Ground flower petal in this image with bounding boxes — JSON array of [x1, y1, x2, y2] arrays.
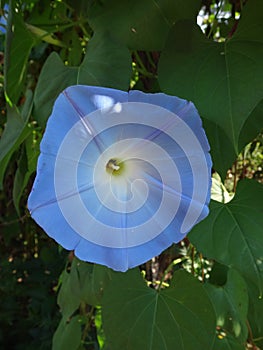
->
[[28, 85, 212, 271]]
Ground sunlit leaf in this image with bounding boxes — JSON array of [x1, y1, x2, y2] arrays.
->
[[102, 268, 216, 350], [189, 180, 263, 295], [211, 173, 234, 203]]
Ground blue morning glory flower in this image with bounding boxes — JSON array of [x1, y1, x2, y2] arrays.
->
[[28, 85, 212, 272], [0, 4, 8, 34]]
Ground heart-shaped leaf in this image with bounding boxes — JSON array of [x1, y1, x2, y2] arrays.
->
[[189, 179, 263, 295], [158, 0, 263, 176], [88, 0, 202, 50], [102, 268, 216, 350]]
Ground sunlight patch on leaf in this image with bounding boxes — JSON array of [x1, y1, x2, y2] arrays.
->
[[211, 173, 234, 204]]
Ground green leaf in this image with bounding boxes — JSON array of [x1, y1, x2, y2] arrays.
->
[[189, 179, 263, 295], [13, 145, 28, 215], [95, 307, 106, 349], [25, 23, 66, 48], [0, 91, 33, 189], [205, 268, 248, 343], [158, 0, 263, 176], [57, 268, 80, 320], [89, 0, 201, 50], [73, 260, 111, 307], [102, 269, 216, 350], [52, 315, 82, 350], [5, 12, 36, 104], [247, 282, 263, 349], [238, 99, 263, 150], [201, 119, 236, 177], [58, 259, 110, 319], [12, 128, 40, 215], [33, 32, 132, 127]]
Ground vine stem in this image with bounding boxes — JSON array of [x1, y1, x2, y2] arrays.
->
[[246, 319, 257, 349], [0, 214, 28, 226], [200, 253, 205, 283], [133, 51, 155, 78], [233, 159, 238, 193], [81, 304, 95, 344], [157, 257, 188, 291], [191, 246, 195, 276]]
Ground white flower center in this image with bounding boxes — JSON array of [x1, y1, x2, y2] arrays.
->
[[106, 159, 120, 172]]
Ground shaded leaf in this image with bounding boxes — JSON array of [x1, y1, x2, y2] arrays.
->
[[13, 128, 40, 215], [52, 315, 82, 350], [202, 119, 236, 177], [57, 268, 80, 320], [74, 260, 111, 307], [189, 179, 263, 295], [247, 282, 263, 350], [205, 268, 248, 343], [89, 0, 201, 50], [238, 99, 263, 150], [33, 31, 132, 127], [102, 269, 216, 350], [158, 0, 263, 176], [58, 259, 110, 319], [0, 91, 33, 189], [5, 12, 36, 104]]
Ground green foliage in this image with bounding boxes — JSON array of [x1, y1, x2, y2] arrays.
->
[[88, 0, 201, 50], [0, 0, 263, 349], [205, 268, 248, 344], [158, 0, 263, 176], [33, 32, 131, 127], [102, 268, 216, 350], [5, 11, 36, 105], [189, 180, 263, 294], [53, 315, 82, 350], [58, 258, 110, 318], [0, 91, 33, 189]]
